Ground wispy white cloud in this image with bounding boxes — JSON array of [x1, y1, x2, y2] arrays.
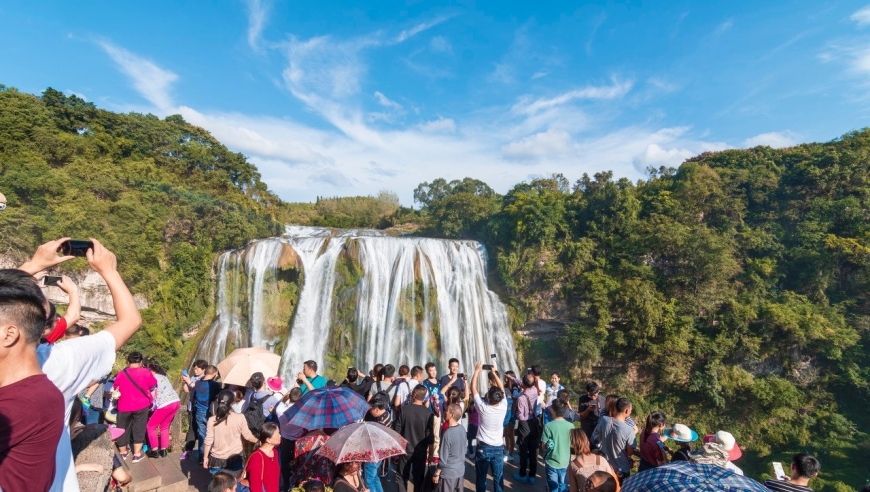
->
[[531, 71, 549, 80], [374, 91, 402, 109], [395, 15, 455, 43], [586, 13, 607, 55], [714, 20, 733, 36], [743, 131, 797, 148], [503, 129, 573, 162], [418, 117, 456, 133], [852, 6, 870, 27], [245, 0, 270, 52], [98, 40, 178, 111], [429, 36, 452, 53], [511, 78, 633, 116]]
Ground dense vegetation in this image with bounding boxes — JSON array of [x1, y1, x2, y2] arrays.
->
[[413, 140, 870, 490]]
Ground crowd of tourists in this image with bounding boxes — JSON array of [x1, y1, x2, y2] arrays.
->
[[0, 238, 852, 492]]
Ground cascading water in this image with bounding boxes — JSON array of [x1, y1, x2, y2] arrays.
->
[[193, 226, 519, 378]]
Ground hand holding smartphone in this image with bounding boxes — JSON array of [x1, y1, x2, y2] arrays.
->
[[42, 275, 63, 287], [772, 462, 786, 480]]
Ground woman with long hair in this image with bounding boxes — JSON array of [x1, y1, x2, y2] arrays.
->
[[145, 361, 181, 458], [334, 461, 368, 492], [567, 428, 615, 492], [203, 389, 258, 474], [245, 422, 282, 492], [638, 411, 668, 472], [114, 351, 158, 462]]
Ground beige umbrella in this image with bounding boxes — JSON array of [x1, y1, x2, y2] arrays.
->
[[216, 346, 282, 386]]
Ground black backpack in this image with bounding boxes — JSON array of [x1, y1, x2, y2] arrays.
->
[[244, 394, 272, 434]]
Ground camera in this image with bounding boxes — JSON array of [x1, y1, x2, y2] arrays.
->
[[491, 353, 496, 359], [58, 240, 93, 257]]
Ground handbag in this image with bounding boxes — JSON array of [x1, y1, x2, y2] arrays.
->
[[123, 368, 156, 411]]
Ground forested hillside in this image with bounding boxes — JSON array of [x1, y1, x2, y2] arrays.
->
[[413, 137, 870, 490]]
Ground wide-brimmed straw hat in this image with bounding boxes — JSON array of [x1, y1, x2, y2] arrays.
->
[[703, 431, 742, 461], [663, 423, 699, 443]]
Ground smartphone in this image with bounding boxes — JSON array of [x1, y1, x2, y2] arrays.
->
[[490, 353, 497, 359], [181, 369, 188, 377], [58, 240, 93, 257], [42, 275, 63, 287], [772, 462, 785, 480], [482, 364, 493, 370], [457, 373, 465, 379]]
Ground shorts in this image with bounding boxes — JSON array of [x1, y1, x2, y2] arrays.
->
[[117, 407, 150, 446]]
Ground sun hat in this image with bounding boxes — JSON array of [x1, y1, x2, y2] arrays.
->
[[703, 431, 742, 461], [267, 376, 285, 393], [663, 423, 699, 443], [690, 442, 730, 468]]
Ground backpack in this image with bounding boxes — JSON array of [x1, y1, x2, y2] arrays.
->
[[244, 394, 272, 434], [571, 454, 611, 492]]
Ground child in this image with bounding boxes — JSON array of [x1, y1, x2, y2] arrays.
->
[[245, 422, 281, 492]]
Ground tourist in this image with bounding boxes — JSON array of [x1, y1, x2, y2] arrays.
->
[[594, 397, 635, 482], [113, 351, 157, 463], [702, 430, 743, 475], [193, 365, 222, 461], [592, 395, 638, 449], [422, 362, 442, 406], [0, 269, 65, 492], [577, 382, 604, 442], [543, 372, 564, 424], [763, 452, 820, 492], [531, 365, 546, 421], [204, 390, 258, 473], [208, 470, 239, 492], [297, 360, 327, 395], [440, 373, 469, 411], [433, 403, 466, 492], [246, 422, 282, 492], [362, 393, 392, 492], [556, 390, 579, 423], [541, 398, 573, 492], [145, 361, 181, 459], [393, 385, 435, 492], [440, 358, 466, 392], [567, 429, 614, 492], [181, 359, 209, 459], [277, 388, 305, 489], [470, 361, 508, 492], [394, 365, 424, 410], [39, 274, 80, 344], [466, 396, 480, 457], [664, 423, 697, 462], [245, 372, 279, 421], [22, 238, 143, 492], [638, 411, 668, 472], [341, 367, 368, 397], [333, 461, 368, 492], [367, 364, 398, 403], [514, 372, 542, 484], [503, 371, 519, 462]]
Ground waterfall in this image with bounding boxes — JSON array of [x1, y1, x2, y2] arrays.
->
[[194, 226, 519, 378]]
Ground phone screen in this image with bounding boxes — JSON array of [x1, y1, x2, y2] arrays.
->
[[42, 276, 62, 287], [772, 462, 785, 479]]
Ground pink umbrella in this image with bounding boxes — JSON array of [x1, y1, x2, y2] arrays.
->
[[315, 422, 408, 463]]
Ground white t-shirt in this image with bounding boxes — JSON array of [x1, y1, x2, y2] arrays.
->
[[536, 379, 546, 415], [39, 331, 116, 492], [394, 378, 420, 405], [473, 394, 507, 447]]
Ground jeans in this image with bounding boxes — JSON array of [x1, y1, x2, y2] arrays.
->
[[545, 465, 567, 492], [363, 461, 384, 492], [194, 407, 208, 458], [474, 443, 504, 492]]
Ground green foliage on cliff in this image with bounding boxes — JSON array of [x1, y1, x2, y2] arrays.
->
[[0, 86, 284, 357], [414, 134, 870, 489]]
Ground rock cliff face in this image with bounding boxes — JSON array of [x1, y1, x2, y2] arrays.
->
[[0, 258, 149, 325]]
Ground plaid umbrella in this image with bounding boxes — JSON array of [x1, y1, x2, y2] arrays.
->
[[316, 422, 408, 463], [622, 461, 769, 492], [283, 386, 369, 430]]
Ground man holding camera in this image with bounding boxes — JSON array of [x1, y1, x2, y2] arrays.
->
[[470, 361, 507, 492], [296, 360, 326, 396]]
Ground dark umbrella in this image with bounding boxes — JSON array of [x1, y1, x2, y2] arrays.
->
[[283, 386, 369, 430], [622, 461, 769, 492]]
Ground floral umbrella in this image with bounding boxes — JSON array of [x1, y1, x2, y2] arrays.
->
[[316, 422, 409, 463]]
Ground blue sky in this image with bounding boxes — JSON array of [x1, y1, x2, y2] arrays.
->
[[3, 1, 870, 203]]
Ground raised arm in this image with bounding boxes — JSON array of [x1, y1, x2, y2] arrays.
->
[[57, 275, 81, 327], [490, 367, 505, 392], [87, 239, 142, 350], [470, 362, 482, 397]]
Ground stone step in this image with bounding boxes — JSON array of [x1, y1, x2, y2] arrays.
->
[[151, 456, 191, 492], [123, 456, 162, 492]]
